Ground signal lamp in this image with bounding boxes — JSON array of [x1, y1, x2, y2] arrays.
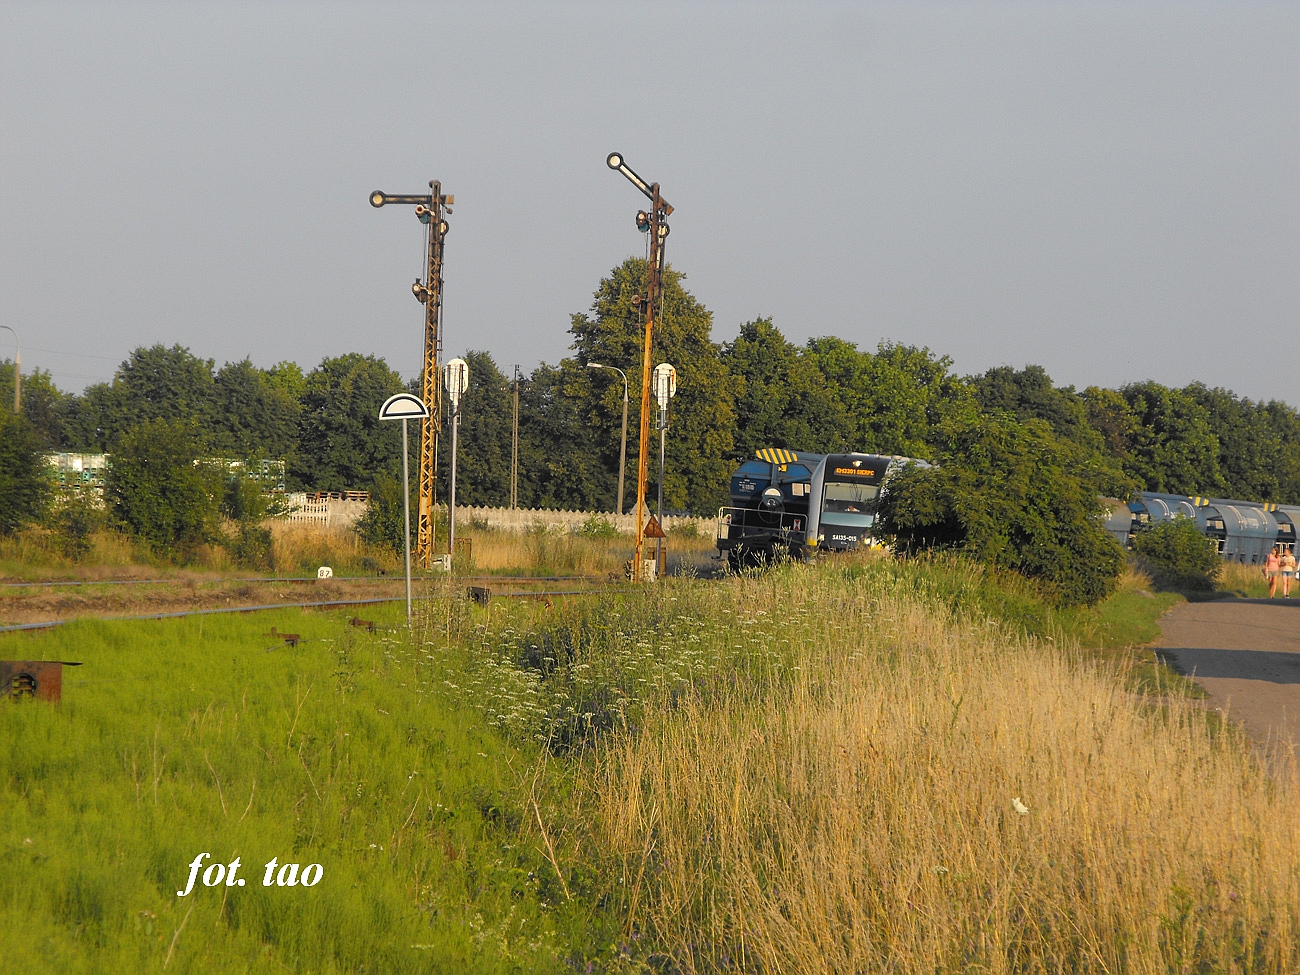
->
[[438, 220, 449, 235], [635, 210, 651, 232]]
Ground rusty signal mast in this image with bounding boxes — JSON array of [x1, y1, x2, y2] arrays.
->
[[605, 152, 672, 581], [370, 182, 453, 567]]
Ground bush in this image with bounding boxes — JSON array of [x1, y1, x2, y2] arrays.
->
[[877, 415, 1125, 606], [105, 419, 223, 559], [48, 484, 105, 561], [574, 516, 620, 539], [1130, 517, 1221, 591]]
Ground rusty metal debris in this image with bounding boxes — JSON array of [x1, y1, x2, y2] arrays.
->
[[348, 617, 376, 632], [467, 586, 491, 606], [267, 627, 300, 647], [2, 660, 81, 702]]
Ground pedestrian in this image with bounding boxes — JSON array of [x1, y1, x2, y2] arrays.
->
[[1265, 546, 1281, 598], [1282, 547, 1296, 597]]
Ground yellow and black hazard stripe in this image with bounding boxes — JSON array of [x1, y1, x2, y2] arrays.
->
[[755, 447, 799, 465]]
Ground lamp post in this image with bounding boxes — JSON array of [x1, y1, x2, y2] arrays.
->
[[587, 362, 628, 515], [0, 325, 18, 412], [606, 152, 672, 580], [378, 392, 431, 627], [652, 363, 677, 576], [444, 357, 469, 566], [511, 365, 521, 509]]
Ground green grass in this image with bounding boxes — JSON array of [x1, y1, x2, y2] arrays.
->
[[0, 602, 616, 974], [1, 553, 1259, 972]]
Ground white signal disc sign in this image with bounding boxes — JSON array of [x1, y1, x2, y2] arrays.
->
[[445, 358, 469, 408], [652, 363, 677, 410]]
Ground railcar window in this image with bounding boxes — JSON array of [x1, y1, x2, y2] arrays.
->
[[820, 482, 881, 528]]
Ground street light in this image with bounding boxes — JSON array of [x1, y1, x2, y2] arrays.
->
[[606, 151, 673, 581], [0, 325, 19, 413], [587, 362, 629, 515]]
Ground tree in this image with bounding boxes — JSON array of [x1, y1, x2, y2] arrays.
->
[[1119, 382, 1224, 497], [0, 411, 51, 536], [438, 351, 514, 508], [60, 345, 219, 451], [877, 414, 1125, 606], [801, 338, 975, 459], [106, 419, 223, 557], [722, 319, 847, 458], [292, 354, 407, 492], [0, 362, 74, 448], [212, 358, 300, 460], [1183, 383, 1281, 503], [564, 258, 738, 514]]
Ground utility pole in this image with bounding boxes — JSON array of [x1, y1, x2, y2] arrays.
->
[[370, 182, 453, 565], [511, 364, 520, 509], [606, 152, 672, 580]]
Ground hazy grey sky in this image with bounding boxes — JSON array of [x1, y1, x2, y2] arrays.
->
[[2, 1, 1297, 404]]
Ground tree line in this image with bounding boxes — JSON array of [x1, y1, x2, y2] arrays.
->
[[5, 255, 1300, 598]]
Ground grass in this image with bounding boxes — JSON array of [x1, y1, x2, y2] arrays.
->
[[0, 601, 602, 974], [3, 552, 1296, 972]]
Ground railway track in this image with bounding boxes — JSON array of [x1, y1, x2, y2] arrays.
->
[[0, 583, 607, 634]]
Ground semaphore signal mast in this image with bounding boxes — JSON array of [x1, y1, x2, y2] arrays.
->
[[370, 182, 453, 568]]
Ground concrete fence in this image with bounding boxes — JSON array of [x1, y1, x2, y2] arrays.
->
[[278, 495, 713, 537]]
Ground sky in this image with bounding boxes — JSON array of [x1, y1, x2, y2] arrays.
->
[[2, 1, 1297, 405]]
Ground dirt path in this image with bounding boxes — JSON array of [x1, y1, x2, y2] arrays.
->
[[1156, 599, 1300, 750]]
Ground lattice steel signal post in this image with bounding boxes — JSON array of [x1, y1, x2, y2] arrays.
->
[[605, 152, 672, 581], [370, 182, 453, 567]]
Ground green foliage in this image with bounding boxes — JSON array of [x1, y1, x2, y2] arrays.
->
[[0, 361, 74, 448], [211, 358, 300, 460], [225, 522, 273, 570], [47, 484, 106, 561], [0, 411, 51, 536], [353, 473, 408, 556], [877, 414, 1125, 606], [1119, 381, 1224, 497], [293, 353, 407, 492], [1131, 517, 1222, 591], [574, 516, 620, 539], [106, 418, 223, 557], [566, 258, 738, 514], [439, 350, 514, 506]]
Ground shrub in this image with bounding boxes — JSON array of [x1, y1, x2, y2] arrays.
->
[[877, 414, 1125, 606], [575, 516, 620, 539], [1130, 516, 1221, 591], [105, 418, 223, 559]]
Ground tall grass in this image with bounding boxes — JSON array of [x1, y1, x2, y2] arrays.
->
[[572, 563, 1300, 973]]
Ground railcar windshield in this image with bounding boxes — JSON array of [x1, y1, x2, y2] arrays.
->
[[819, 481, 881, 528]]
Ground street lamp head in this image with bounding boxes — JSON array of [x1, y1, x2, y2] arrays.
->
[[606, 152, 623, 170], [369, 190, 386, 207], [587, 362, 604, 369]]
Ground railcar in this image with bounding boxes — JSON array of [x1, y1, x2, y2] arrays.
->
[[1117, 492, 1287, 564], [716, 449, 928, 568], [715, 448, 822, 568]]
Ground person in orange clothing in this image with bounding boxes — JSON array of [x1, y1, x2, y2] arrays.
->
[[1265, 546, 1281, 597]]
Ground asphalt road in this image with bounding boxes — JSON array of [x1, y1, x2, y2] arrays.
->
[[1156, 599, 1300, 751]]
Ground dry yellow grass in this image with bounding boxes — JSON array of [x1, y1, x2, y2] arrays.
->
[[581, 569, 1300, 974], [459, 525, 718, 576]]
